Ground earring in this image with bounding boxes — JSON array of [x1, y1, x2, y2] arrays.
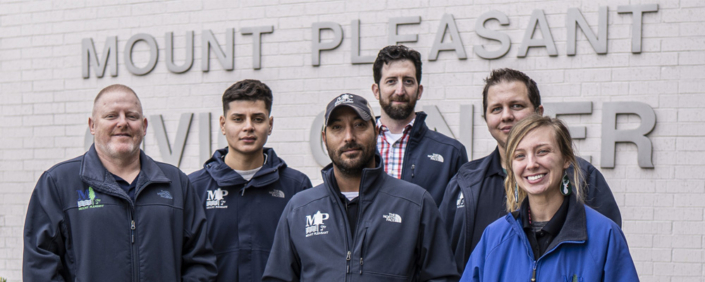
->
[[561, 172, 572, 196], [514, 182, 519, 203]]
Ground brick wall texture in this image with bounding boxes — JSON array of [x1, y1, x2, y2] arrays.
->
[[1, 0, 704, 280]]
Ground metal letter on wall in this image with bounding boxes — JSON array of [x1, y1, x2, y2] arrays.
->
[[241, 26, 274, 70], [81, 37, 118, 78], [165, 31, 194, 73], [198, 113, 212, 165], [202, 29, 235, 71], [566, 7, 608, 55], [517, 10, 558, 58], [459, 104, 473, 160], [388, 16, 421, 45], [601, 102, 656, 168], [351, 20, 375, 64], [429, 14, 467, 61], [311, 22, 343, 66], [474, 11, 511, 60], [152, 113, 194, 167], [124, 33, 159, 76], [543, 102, 592, 139], [617, 4, 659, 54], [309, 111, 330, 167]]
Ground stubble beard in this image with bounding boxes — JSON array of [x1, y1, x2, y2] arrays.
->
[[327, 141, 375, 177], [380, 94, 417, 120]]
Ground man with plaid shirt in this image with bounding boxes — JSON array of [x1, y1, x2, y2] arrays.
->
[[371, 45, 468, 206]]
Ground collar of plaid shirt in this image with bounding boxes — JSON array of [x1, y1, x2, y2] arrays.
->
[[376, 118, 415, 179]]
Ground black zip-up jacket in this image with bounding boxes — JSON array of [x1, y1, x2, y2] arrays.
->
[[262, 157, 460, 281], [188, 147, 312, 282], [23, 145, 217, 282], [439, 147, 622, 274], [383, 112, 468, 206]]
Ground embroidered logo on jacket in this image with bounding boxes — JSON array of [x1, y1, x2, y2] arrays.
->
[[456, 192, 465, 208], [427, 153, 444, 163], [305, 211, 330, 237], [205, 188, 229, 209], [77, 187, 103, 210], [383, 213, 402, 223], [269, 189, 285, 198], [157, 190, 173, 199]]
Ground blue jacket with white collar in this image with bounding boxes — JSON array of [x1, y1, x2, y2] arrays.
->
[[262, 156, 459, 281], [23, 145, 217, 282], [188, 147, 311, 282], [389, 111, 468, 206]]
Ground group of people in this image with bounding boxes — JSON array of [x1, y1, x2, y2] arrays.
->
[[23, 45, 639, 281]]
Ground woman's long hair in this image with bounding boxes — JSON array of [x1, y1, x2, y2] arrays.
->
[[503, 114, 584, 212]]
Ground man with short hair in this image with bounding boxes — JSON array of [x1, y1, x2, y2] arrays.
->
[[23, 84, 217, 281], [263, 93, 459, 281], [189, 79, 311, 282], [372, 45, 468, 206], [439, 68, 622, 273]]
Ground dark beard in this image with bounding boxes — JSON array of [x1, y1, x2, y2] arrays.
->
[[380, 95, 417, 120], [327, 140, 375, 177]]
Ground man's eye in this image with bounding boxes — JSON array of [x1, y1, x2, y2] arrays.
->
[[511, 104, 525, 109], [491, 107, 501, 113]]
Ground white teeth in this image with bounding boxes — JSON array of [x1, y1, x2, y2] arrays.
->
[[527, 174, 545, 181]]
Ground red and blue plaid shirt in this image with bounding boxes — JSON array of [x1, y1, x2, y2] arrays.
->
[[376, 119, 415, 179]]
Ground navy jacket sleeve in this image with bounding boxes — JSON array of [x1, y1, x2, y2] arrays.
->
[[438, 176, 466, 275], [417, 192, 461, 281], [262, 202, 301, 282], [23, 172, 68, 282], [180, 178, 218, 282], [578, 160, 622, 227]]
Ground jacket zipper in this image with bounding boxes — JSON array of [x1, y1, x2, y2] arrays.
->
[[531, 261, 537, 281], [129, 209, 139, 282]]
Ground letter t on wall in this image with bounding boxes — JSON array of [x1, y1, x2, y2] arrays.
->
[[601, 102, 656, 168], [618, 4, 659, 54], [241, 26, 274, 70]]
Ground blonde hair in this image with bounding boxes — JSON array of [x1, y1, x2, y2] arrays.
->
[[503, 114, 583, 212]]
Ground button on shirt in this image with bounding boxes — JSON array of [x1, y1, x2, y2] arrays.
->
[[376, 118, 414, 179]]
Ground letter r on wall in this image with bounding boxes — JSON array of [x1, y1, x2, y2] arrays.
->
[[601, 102, 656, 168]]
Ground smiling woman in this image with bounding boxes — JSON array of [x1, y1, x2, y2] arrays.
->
[[460, 115, 639, 282]]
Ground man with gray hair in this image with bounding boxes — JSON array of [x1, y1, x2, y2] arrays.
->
[[23, 84, 217, 281]]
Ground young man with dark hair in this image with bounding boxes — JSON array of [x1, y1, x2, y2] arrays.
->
[[189, 79, 312, 282], [263, 93, 459, 281], [439, 68, 622, 274], [371, 45, 468, 206], [24, 84, 217, 281]]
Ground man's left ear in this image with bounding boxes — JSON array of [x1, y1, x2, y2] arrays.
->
[[268, 116, 274, 135], [142, 118, 148, 135], [417, 84, 423, 100], [536, 105, 544, 116]]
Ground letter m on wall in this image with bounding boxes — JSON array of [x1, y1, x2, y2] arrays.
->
[[82, 37, 118, 78]]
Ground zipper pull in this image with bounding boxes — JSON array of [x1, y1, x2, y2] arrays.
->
[[359, 257, 363, 274], [532, 262, 537, 282], [411, 164, 415, 178], [346, 251, 351, 273], [346, 251, 351, 261], [130, 220, 136, 244]]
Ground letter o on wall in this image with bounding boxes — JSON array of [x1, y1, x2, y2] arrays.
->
[[125, 33, 159, 75]]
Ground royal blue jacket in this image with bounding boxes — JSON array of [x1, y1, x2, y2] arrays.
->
[[384, 112, 468, 206], [439, 147, 622, 274], [262, 157, 460, 282], [188, 147, 311, 282], [461, 195, 638, 282], [23, 145, 217, 282]]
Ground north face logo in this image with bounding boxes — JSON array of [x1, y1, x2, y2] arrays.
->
[[383, 213, 402, 223], [427, 153, 444, 163], [269, 189, 285, 198], [457, 192, 465, 208]]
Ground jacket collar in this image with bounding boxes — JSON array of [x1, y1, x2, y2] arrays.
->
[[204, 147, 284, 189], [375, 111, 428, 141], [321, 154, 386, 200], [80, 145, 171, 200], [509, 194, 588, 255]]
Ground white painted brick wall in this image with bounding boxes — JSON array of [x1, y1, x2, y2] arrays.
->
[[2, 0, 704, 280]]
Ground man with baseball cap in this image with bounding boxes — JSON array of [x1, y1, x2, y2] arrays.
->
[[263, 93, 458, 281]]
